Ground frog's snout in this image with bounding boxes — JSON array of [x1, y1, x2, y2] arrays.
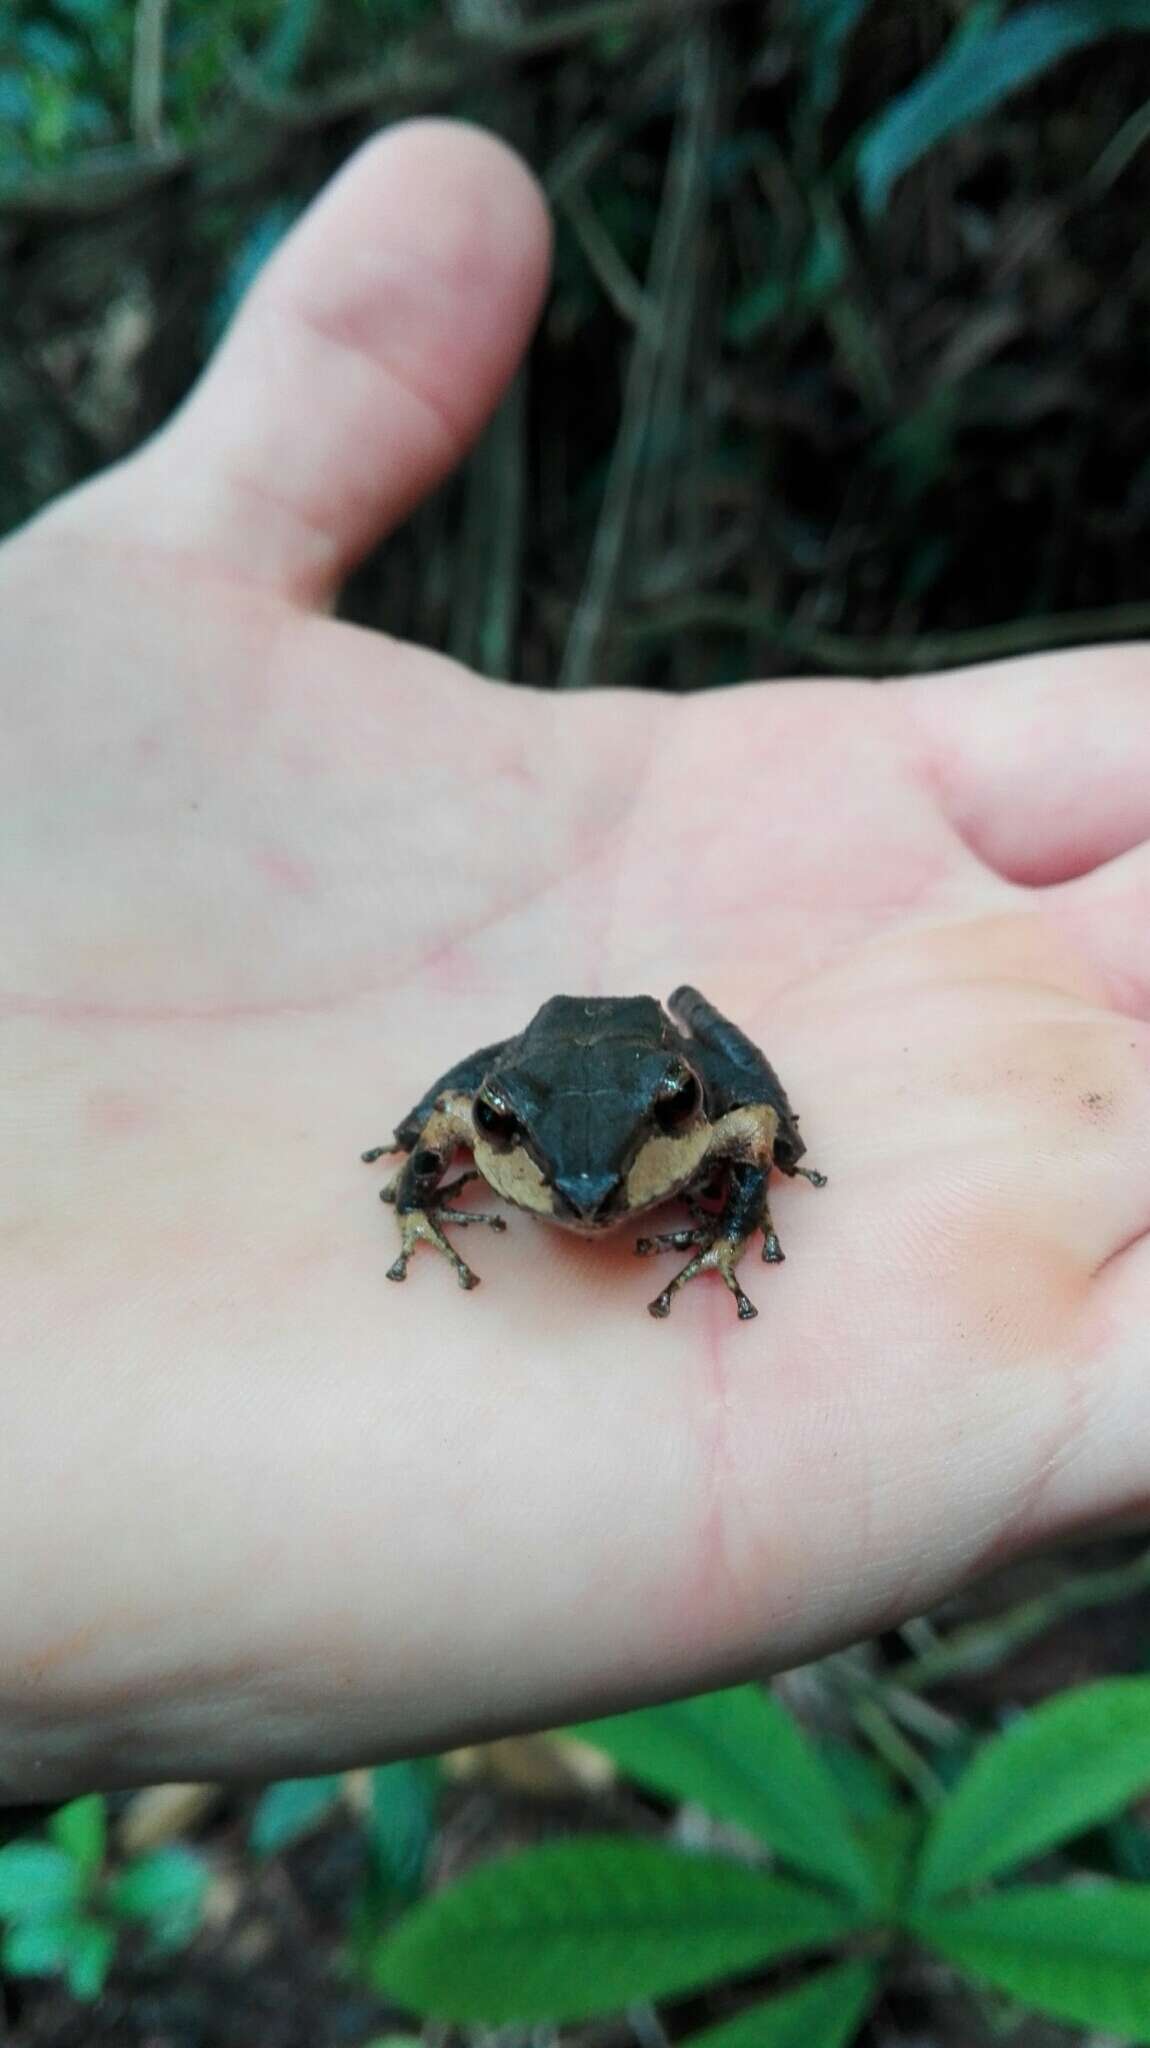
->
[[552, 1169, 622, 1225]]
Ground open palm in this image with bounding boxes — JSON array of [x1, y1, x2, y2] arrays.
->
[[4, 122, 1150, 1801]]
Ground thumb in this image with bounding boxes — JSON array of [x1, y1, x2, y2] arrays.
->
[[99, 120, 551, 605]]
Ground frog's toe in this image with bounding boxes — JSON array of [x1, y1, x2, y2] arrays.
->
[[374, 1162, 405, 1206], [389, 1206, 481, 1291], [645, 1235, 758, 1321], [436, 1204, 507, 1233], [788, 1164, 827, 1188], [761, 1230, 785, 1263], [635, 1225, 706, 1257]]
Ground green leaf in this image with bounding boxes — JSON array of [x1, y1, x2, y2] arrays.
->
[[207, 202, 301, 344], [857, 0, 1150, 215], [0, 1842, 83, 1922], [796, 0, 875, 111], [250, 1774, 342, 1856], [912, 1883, 1150, 2042], [818, 1739, 897, 1823], [63, 1916, 116, 2000], [1, 1914, 74, 1975], [1, 1910, 114, 1997], [48, 1795, 106, 1879], [858, 1809, 923, 1918], [797, 0, 873, 56], [687, 1958, 880, 2047], [915, 1677, 1150, 1901], [1108, 1813, 1150, 1881], [108, 1846, 207, 1949], [726, 220, 845, 345], [572, 1687, 876, 1906], [370, 1760, 439, 1901], [372, 1837, 865, 2023], [872, 387, 958, 503]]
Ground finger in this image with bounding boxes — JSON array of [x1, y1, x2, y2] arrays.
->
[[1058, 1229, 1150, 1535], [903, 644, 1150, 886], [97, 121, 550, 604], [1048, 839, 1150, 1019]]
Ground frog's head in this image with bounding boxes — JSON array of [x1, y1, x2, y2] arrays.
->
[[469, 1033, 712, 1232]]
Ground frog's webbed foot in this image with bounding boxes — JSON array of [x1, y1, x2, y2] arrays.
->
[[386, 1196, 507, 1292], [640, 1155, 805, 1319], [387, 1207, 479, 1290], [645, 1229, 758, 1322]]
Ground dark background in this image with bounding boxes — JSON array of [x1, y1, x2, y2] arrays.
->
[[5, 0, 1150, 694]]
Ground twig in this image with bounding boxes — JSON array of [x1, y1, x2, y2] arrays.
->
[[850, 1697, 947, 1808], [894, 1543, 1150, 1695], [131, 0, 171, 152], [559, 22, 716, 688], [450, 375, 527, 679], [621, 596, 1150, 674], [559, 186, 650, 327]]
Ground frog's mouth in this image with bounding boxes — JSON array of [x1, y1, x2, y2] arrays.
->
[[549, 1208, 627, 1237], [550, 1171, 627, 1230]]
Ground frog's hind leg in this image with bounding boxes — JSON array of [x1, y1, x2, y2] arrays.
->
[[761, 1154, 826, 1251], [759, 1184, 785, 1264], [781, 1161, 828, 1189], [647, 1234, 759, 1322]]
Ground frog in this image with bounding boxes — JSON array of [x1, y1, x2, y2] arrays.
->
[[361, 986, 825, 1321]]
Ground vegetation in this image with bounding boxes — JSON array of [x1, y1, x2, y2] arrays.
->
[[6, 1652, 1150, 2040]]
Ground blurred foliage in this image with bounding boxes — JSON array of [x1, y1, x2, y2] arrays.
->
[[366, 1679, 1150, 2039], [3, 0, 1150, 688], [8, 1667, 1150, 2041], [0, 1796, 207, 2001]]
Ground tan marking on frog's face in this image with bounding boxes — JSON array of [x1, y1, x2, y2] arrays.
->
[[624, 1121, 713, 1214], [472, 1137, 557, 1219]]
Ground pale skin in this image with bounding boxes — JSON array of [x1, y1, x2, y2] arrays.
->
[[4, 120, 1150, 1804]]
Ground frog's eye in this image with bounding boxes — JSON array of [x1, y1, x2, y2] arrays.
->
[[654, 1068, 701, 1132], [473, 1095, 522, 1148]]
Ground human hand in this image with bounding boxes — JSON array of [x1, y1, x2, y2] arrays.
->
[[4, 120, 1149, 1801]]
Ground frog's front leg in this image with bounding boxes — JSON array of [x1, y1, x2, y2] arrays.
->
[[645, 1159, 768, 1321], [367, 1095, 506, 1291], [639, 1100, 809, 1320]]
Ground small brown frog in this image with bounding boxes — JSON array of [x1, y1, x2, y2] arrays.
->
[[362, 986, 824, 1320]]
